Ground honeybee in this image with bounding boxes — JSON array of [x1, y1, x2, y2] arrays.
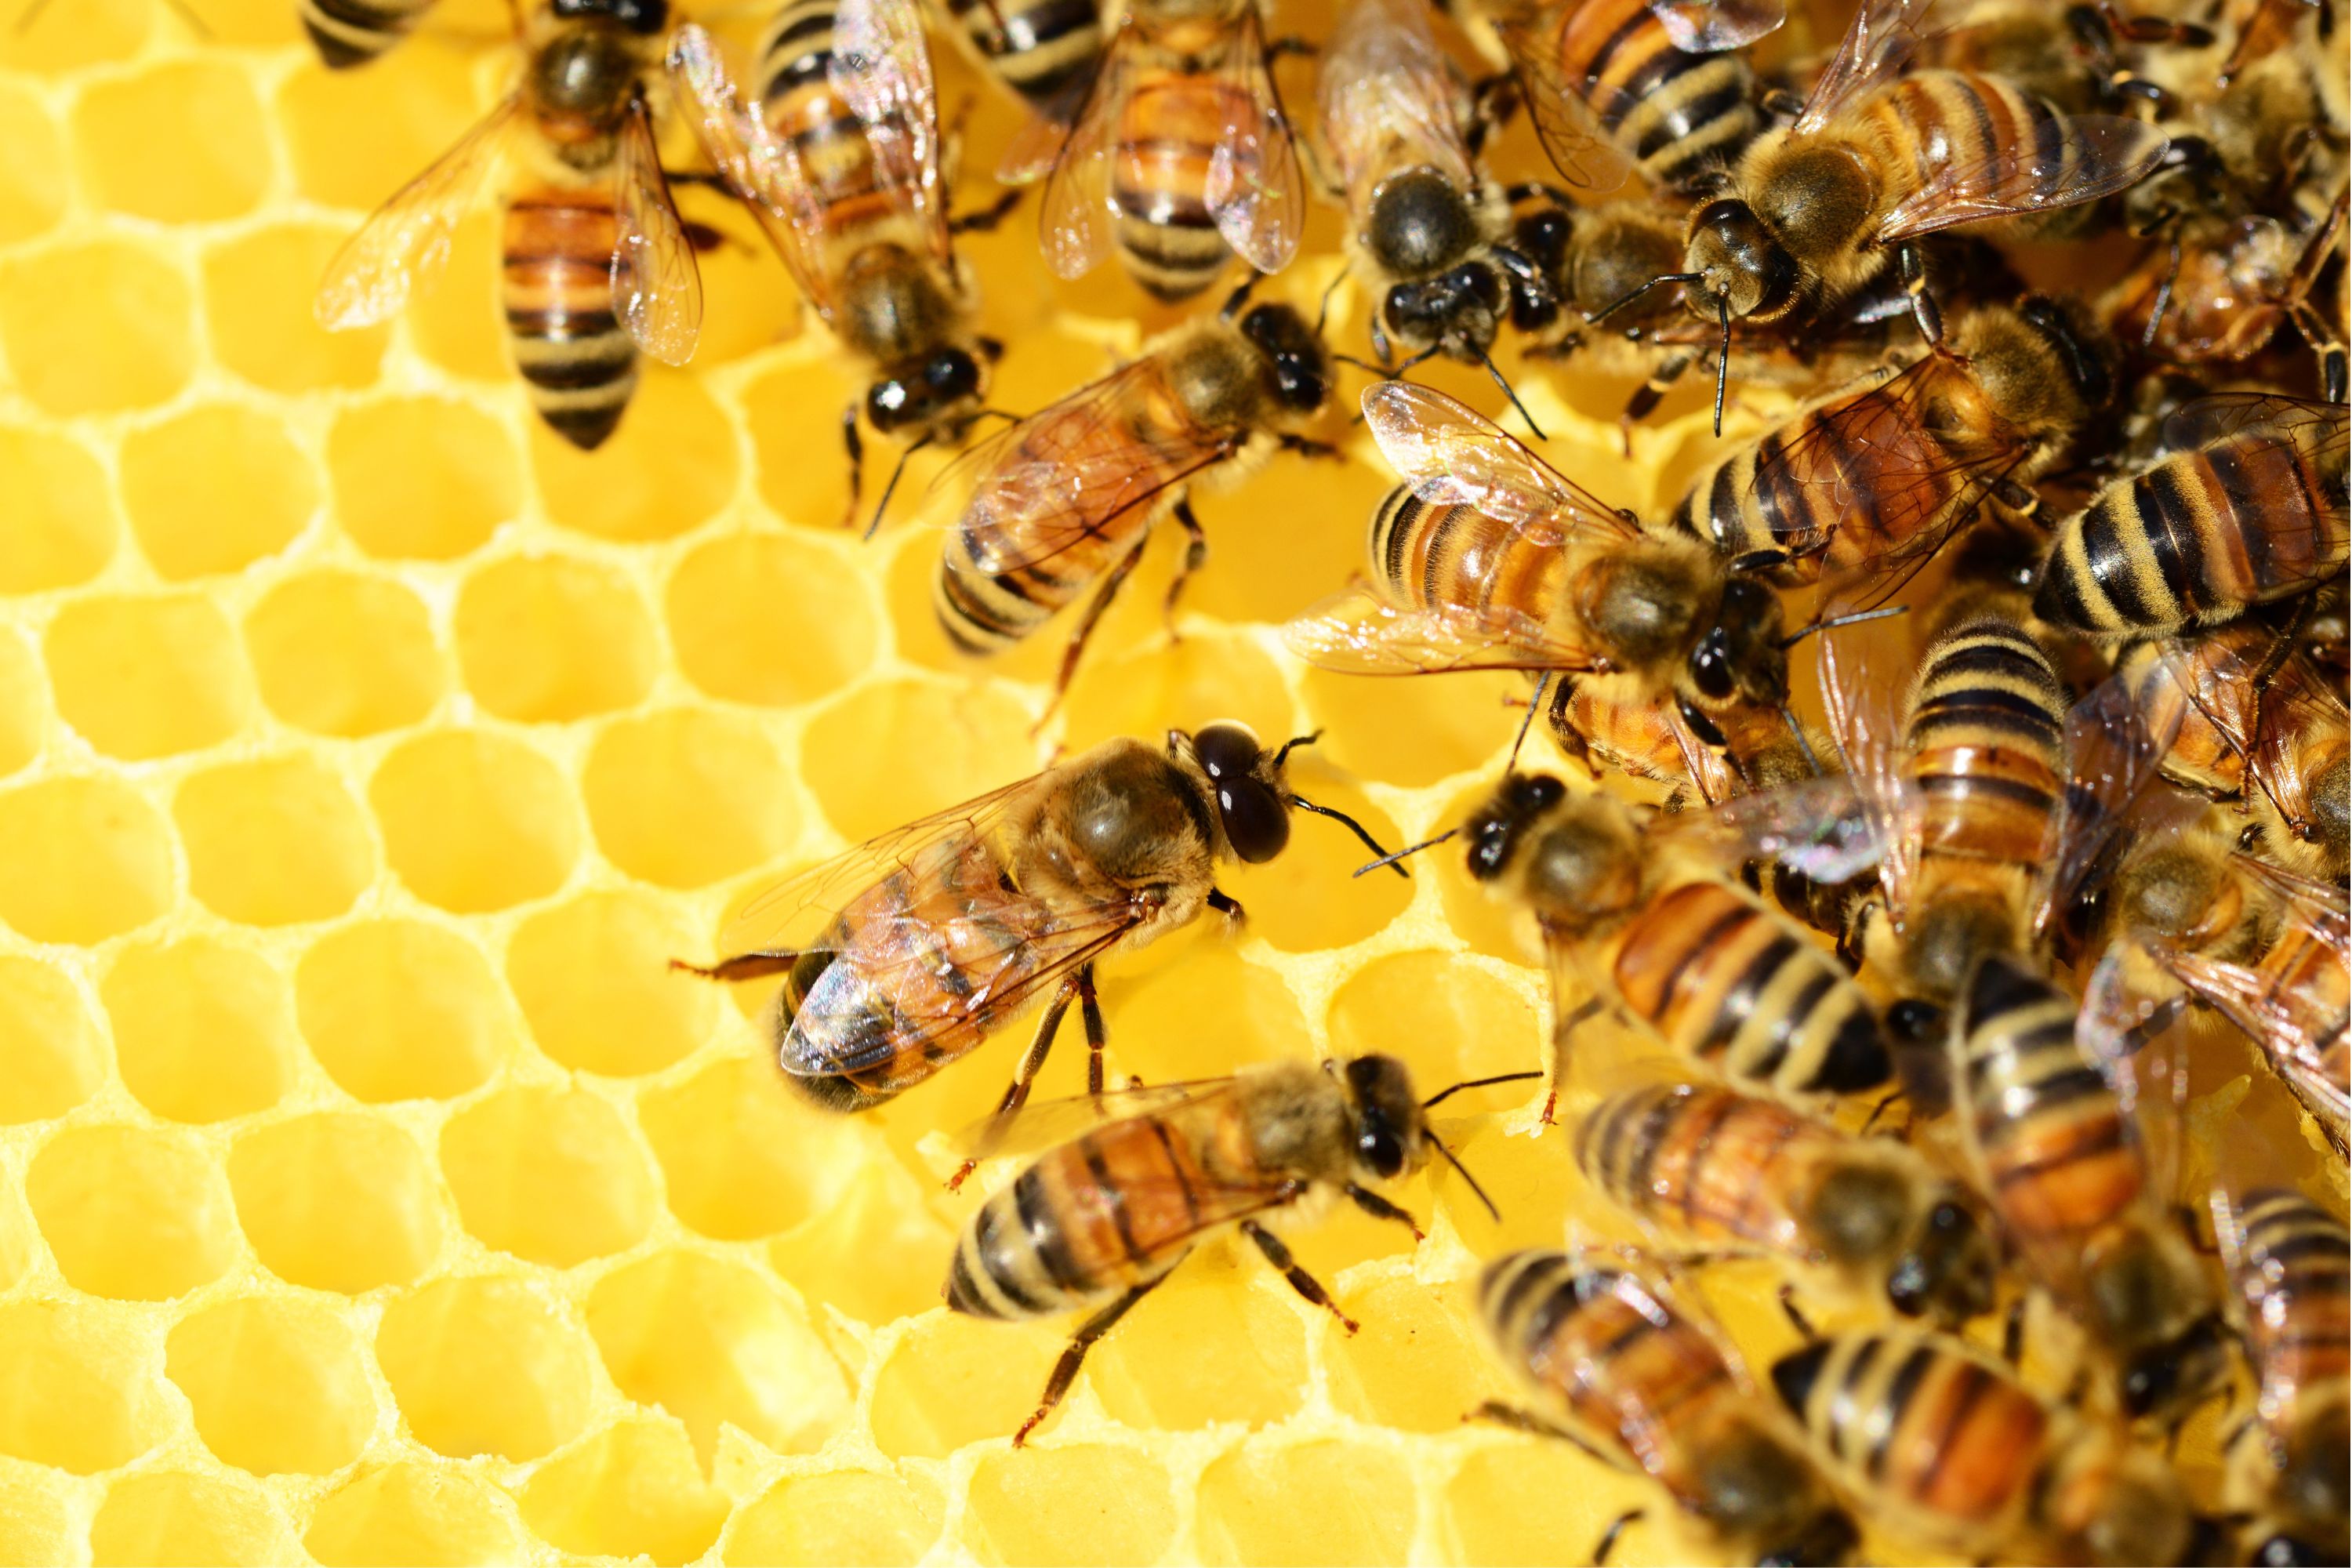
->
[[1908, 0, 2191, 114], [932, 0, 1105, 123], [1575, 1079, 2000, 1324], [2241, 646, 2352, 881], [934, 286, 1333, 699], [1771, 1327, 2223, 1565], [949, 1054, 1522, 1444], [1669, 0, 2168, 366], [2212, 1187, 2350, 1566], [2117, 620, 2279, 800], [2034, 394, 2351, 641], [1476, 1249, 1860, 1566], [1283, 383, 1805, 764], [1669, 297, 2117, 596], [2104, 197, 2349, 403], [315, 0, 702, 451], [1950, 953, 2231, 1423], [300, 0, 438, 69], [673, 722, 1399, 1131], [1548, 680, 1817, 808], [1005, 0, 1304, 301], [669, 1, 1002, 530]]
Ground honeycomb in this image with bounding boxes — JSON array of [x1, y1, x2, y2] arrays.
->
[[0, 0, 2301, 1559]]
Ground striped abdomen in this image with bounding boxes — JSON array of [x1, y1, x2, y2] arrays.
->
[[757, 0, 897, 227], [1575, 1082, 1838, 1262], [1535, 0, 1757, 188], [1771, 1330, 2045, 1549], [1605, 879, 1891, 1102], [502, 186, 637, 451], [946, 1103, 1242, 1319], [2250, 922, 2352, 1136], [2034, 429, 2350, 638], [1370, 485, 1567, 625], [2230, 1189, 2350, 1440], [940, 0, 1104, 115], [1109, 38, 1251, 299], [300, 0, 435, 68], [1860, 72, 2121, 230]]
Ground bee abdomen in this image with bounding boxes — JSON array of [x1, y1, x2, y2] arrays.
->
[[2235, 1189, 2352, 1404], [1109, 80, 1244, 299], [1577, 1082, 1820, 1248], [299, 0, 435, 68], [503, 191, 636, 451], [948, 1121, 1203, 1319], [942, 0, 1104, 111]]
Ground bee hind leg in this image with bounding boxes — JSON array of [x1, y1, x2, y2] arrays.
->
[[952, 971, 1085, 1191], [1243, 1220, 1359, 1333], [1014, 1275, 1166, 1446], [1034, 536, 1149, 731], [1591, 1509, 1646, 1567], [1163, 496, 1207, 641], [670, 951, 799, 983], [1076, 964, 1107, 1099]]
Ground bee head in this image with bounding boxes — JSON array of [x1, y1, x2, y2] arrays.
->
[[1236, 304, 1333, 414], [1367, 168, 1482, 278], [1682, 198, 1801, 325], [1340, 1054, 1427, 1180], [867, 346, 985, 435], [1692, 1418, 1857, 1566], [1380, 260, 1504, 361], [1884, 1192, 1998, 1324], [1687, 574, 1789, 707], [1462, 771, 1568, 882], [1188, 720, 1293, 863], [551, 0, 667, 31]]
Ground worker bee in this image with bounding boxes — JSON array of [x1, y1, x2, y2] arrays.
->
[[2116, 620, 2280, 801], [2212, 1187, 2350, 1566], [1666, 0, 2167, 381], [1669, 296, 2117, 596], [1575, 1079, 1999, 1324], [932, 0, 1105, 124], [1950, 953, 2231, 1424], [673, 721, 1399, 1132], [934, 285, 1333, 701], [315, 0, 703, 450], [1772, 1327, 2223, 1564], [1907, 0, 2190, 114], [948, 1054, 1523, 1444], [1476, 1249, 1860, 1566], [2034, 394, 2351, 641], [1005, 0, 1304, 301], [2241, 646, 2352, 882], [2105, 196, 2349, 404], [300, 0, 439, 69], [669, 0, 1006, 531]]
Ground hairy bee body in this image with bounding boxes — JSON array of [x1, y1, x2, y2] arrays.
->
[[1522, 0, 1760, 190], [300, 0, 437, 67], [1108, 0, 1269, 299], [503, 183, 641, 448], [2223, 1189, 2351, 1564]]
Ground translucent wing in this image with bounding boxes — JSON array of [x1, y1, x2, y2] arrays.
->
[[833, 0, 951, 260], [1817, 585, 1915, 915], [1206, 6, 1305, 274], [2161, 391, 2351, 465], [2249, 655, 2351, 833], [957, 1077, 1243, 1158], [1496, 8, 1638, 192], [1363, 382, 1641, 543], [2078, 942, 2191, 1209], [1647, 0, 1785, 50], [1877, 103, 2170, 242], [1318, 0, 1475, 214], [1795, 0, 1933, 132], [612, 99, 703, 366], [1282, 586, 1606, 675], [1653, 773, 1889, 884], [315, 93, 521, 330], [1033, 28, 1125, 278], [2031, 673, 2180, 945]]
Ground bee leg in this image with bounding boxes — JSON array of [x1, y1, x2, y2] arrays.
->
[[951, 973, 1084, 1191], [1591, 1508, 1645, 1566], [2001, 1295, 2027, 1367], [1076, 964, 1107, 1100], [1503, 180, 1576, 210], [670, 951, 799, 983], [2285, 297, 2349, 403], [840, 406, 866, 532], [1014, 1275, 1165, 1447], [1207, 887, 1247, 924], [1759, 87, 1806, 121], [1163, 496, 1207, 641], [1038, 535, 1149, 724], [950, 188, 1022, 236], [1466, 1402, 1619, 1465], [1618, 350, 1693, 456], [1343, 1185, 1423, 1243], [1242, 1220, 1359, 1333], [1776, 1283, 1818, 1342], [1544, 997, 1606, 1125], [1894, 243, 1942, 348], [1276, 433, 1342, 461], [1985, 474, 2044, 527]]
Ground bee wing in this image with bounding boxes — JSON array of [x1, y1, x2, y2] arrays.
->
[[2031, 673, 2180, 946], [1793, 0, 1933, 133], [1282, 584, 1606, 675], [956, 1078, 1243, 1158], [1317, 0, 1475, 215], [1205, 6, 1306, 274], [1817, 585, 1915, 914], [612, 98, 704, 367], [2078, 941, 2204, 1215], [1494, 9, 1638, 192], [1031, 27, 1126, 278], [668, 24, 844, 319], [314, 92, 521, 330], [1363, 382, 1639, 545], [1646, 0, 1786, 52], [1875, 110, 2171, 243], [2160, 391, 2352, 466], [1651, 773, 1889, 884], [2249, 655, 2351, 829], [832, 0, 952, 261]]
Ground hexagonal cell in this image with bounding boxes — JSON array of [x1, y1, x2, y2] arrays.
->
[[25, 1125, 239, 1301], [454, 555, 657, 723], [1185, 447, 1393, 630], [46, 593, 254, 762], [0, 0, 150, 72], [668, 534, 878, 707], [1196, 1439, 1418, 1567], [587, 1250, 851, 1460], [1436, 1119, 1578, 1255], [581, 710, 795, 890], [204, 224, 388, 393], [305, 1463, 526, 1568], [723, 1470, 945, 1568], [799, 678, 1035, 844], [532, 376, 738, 543], [639, 1056, 862, 1240], [0, 84, 67, 243], [120, 405, 316, 581], [0, 1300, 169, 1473], [1324, 1273, 1510, 1433], [1325, 953, 1544, 1105], [371, 730, 579, 913], [296, 920, 508, 1102], [1085, 1255, 1307, 1435], [1222, 772, 1409, 954], [742, 357, 861, 530], [0, 1467, 74, 1566], [506, 891, 714, 1076], [1441, 1440, 1650, 1567], [1093, 943, 1315, 1090], [515, 1419, 730, 1566], [766, 1157, 960, 1329], [869, 1312, 1064, 1461], [0, 241, 193, 415], [1298, 665, 1531, 790], [375, 1276, 596, 1463], [73, 60, 270, 222], [229, 1112, 441, 1293], [966, 1446, 1174, 1566], [1061, 633, 1296, 756], [278, 53, 482, 212], [0, 633, 42, 781], [104, 938, 293, 1123], [404, 212, 503, 385], [439, 1086, 653, 1266], [880, 529, 1063, 687], [0, 955, 103, 1123], [176, 756, 376, 927], [165, 1296, 376, 1475], [246, 572, 445, 738], [328, 397, 519, 561], [0, 424, 112, 594], [88, 1472, 299, 1567], [0, 775, 171, 945]]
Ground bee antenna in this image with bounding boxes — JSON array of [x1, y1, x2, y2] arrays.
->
[[1777, 702, 1822, 777], [1508, 672, 1552, 771], [1421, 1069, 1544, 1109], [1313, 266, 1349, 336], [1712, 294, 1730, 437], [1218, 273, 1263, 324], [1777, 604, 1907, 648], [1353, 826, 1458, 877], [1334, 344, 1439, 381], [1272, 730, 1325, 770], [1478, 347, 1547, 441], [1585, 271, 1700, 327], [863, 430, 937, 542], [1430, 1136, 1504, 1221], [1294, 795, 1410, 878]]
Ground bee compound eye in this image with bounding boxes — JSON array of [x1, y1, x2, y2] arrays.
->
[[1218, 778, 1290, 863]]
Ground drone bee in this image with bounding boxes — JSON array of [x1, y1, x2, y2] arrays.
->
[[316, 0, 702, 450]]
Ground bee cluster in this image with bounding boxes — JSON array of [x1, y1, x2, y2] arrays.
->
[[300, 0, 2348, 1557]]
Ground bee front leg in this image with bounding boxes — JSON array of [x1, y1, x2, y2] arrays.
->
[[840, 406, 866, 532], [1207, 887, 1247, 924], [1014, 1274, 1167, 1446], [670, 950, 799, 983], [1545, 997, 1606, 1125], [1163, 495, 1207, 641], [1343, 1185, 1423, 1242], [1591, 1508, 1646, 1567], [1894, 242, 1943, 347], [1076, 963, 1106, 1100], [1242, 1219, 1359, 1334], [951, 972, 1084, 1191]]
